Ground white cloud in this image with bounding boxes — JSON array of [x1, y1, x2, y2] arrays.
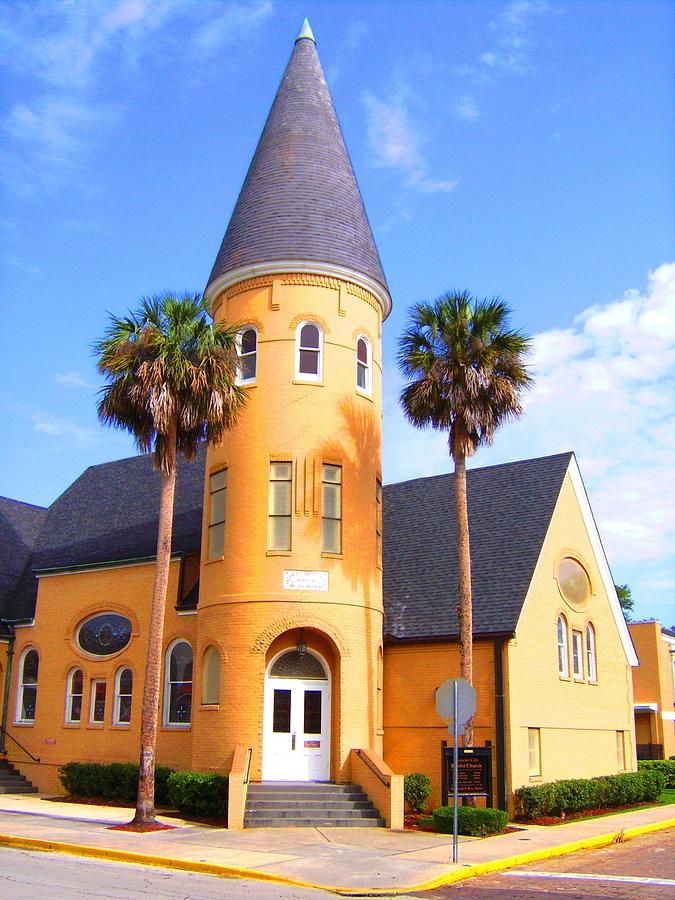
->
[[55, 371, 95, 390], [31, 412, 100, 447], [364, 92, 457, 194], [0, 0, 273, 197], [454, 95, 479, 122], [384, 263, 675, 616]]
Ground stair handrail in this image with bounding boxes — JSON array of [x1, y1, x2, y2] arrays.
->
[[355, 748, 390, 786], [1, 729, 41, 763]]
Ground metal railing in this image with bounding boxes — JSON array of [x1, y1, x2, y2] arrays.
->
[[0, 729, 41, 763]]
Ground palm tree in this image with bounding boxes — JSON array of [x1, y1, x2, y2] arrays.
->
[[398, 291, 532, 746], [96, 292, 246, 827]]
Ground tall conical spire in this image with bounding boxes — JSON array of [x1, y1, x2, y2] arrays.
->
[[205, 24, 390, 317], [295, 17, 315, 43]]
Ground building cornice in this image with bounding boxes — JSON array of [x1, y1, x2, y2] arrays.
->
[[205, 260, 392, 320]]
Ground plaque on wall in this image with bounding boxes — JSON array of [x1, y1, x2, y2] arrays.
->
[[283, 570, 329, 592]]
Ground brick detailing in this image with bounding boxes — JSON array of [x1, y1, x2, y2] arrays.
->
[[287, 311, 331, 334], [250, 616, 351, 658]]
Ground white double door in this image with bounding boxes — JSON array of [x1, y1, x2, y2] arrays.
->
[[262, 676, 331, 781]]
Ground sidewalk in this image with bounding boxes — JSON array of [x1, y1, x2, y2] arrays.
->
[[0, 793, 672, 895]]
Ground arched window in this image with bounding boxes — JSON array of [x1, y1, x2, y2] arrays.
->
[[557, 615, 569, 678], [114, 667, 133, 724], [65, 668, 83, 723], [356, 336, 371, 395], [164, 640, 193, 725], [201, 646, 220, 705], [16, 648, 39, 723], [237, 327, 257, 384], [295, 322, 323, 381], [586, 623, 597, 683]]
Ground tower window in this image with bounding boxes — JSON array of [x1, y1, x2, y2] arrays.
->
[[207, 469, 227, 559], [356, 336, 371, 394], [296, 322, 323, 381], [268, 462, 292, 551], [201, 646, 221, 705], [322, 464, 342, 554], [237, 327, 257, 384]]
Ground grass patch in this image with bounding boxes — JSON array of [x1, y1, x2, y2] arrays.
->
[[659, 788, 675, 805]]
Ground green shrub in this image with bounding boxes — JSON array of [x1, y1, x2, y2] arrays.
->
[[167, 771, 229, 822], [404, 773, 432, 813], [432, 805, 508, 837], [514, 768, 666, 820], [58, 761, 174, 807], [638, 759, 675, 789]]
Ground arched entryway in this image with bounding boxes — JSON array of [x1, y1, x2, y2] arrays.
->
[[262, 646, 331, 781]]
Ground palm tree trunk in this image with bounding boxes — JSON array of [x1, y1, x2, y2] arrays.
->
[[132, 434, 177, 826], [454, 451, 474, 749]]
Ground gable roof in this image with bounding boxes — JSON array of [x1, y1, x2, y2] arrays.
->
[[383, 453, 573, 640], [3, 450, 578, 640], [0, 497, 47, 621], [204, 26, 390, 315]]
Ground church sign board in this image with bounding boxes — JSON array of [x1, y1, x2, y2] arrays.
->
[[441, 742, 493, 808]]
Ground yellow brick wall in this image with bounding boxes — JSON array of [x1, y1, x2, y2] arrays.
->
[[195, 275, 385, 780], [505, 469, 636, 796], [629, 621, 675, 758], [383, 641, 497, 810], [4, 560, 195, 793]]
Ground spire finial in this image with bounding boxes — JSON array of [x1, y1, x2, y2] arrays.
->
[[295, 17, 315, 43]]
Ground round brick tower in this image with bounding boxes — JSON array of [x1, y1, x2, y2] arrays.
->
[[192, 20, 391, 784]]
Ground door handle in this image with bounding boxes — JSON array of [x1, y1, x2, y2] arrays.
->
[[292, 733, 296, 750]]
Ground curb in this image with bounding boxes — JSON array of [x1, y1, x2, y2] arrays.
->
[[0, 817, 673, 896]]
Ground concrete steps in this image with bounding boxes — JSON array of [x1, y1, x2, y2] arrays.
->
[[0, 759, 38, 794], [244, 782, 384, 828]]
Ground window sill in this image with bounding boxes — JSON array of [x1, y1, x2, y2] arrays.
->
[[203, 556, 225, 566], [237, 381, 257, 389], [558, 674, 571, 682], [356, 388, 373, 401], [377, 728, 385, 737], [529, 775, 543, 782], [200, 704, 220, 711], [161, 724, 191, 732], [292, 379, 324, 387], [13, 721, 35, 727], [63, 722, 81, 728], [267, 550, 292, 557], [112, 723, 131, 729], [321, 552, 343, 560], [86, 724, 104, 730]]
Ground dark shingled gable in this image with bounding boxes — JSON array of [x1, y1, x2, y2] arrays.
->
[[206, 34, 388, 296], [3, 450, 572, 636], [0, 497, 47, 620], [383, 452, 573, 641]]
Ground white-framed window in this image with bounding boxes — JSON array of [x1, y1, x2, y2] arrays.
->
[[295, 321, 323, 382], [557, 615, 569, 678], [164, 639, 193, 726], [322, 464, 342, 554], [572, 629, 584, 681], [356, 335, 372, 395], [89, 679, 107, 724], [207, 469, 227, 559], [113, 667, 133, 725], [65, 668, 83, 724], [237, 326, 257, 384], [268, 461, 292, 551], [528, 728, 542, 777], [616, 730, 626, 770], [16, 647, 39, 723], [586, 623, 597, 683], [201, 646, 220, 705]]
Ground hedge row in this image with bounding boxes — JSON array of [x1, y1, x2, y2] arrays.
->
[[167, 771, 229, 822], [514, 768, 666, 819], [638, 759, 675, 789], [433, 806, 508, 837], [58, 762, 174, 807]]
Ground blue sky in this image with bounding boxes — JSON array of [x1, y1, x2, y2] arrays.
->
[[1, 0, 673, 623]]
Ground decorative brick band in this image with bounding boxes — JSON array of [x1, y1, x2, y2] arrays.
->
[[251, 615, 350, 658]]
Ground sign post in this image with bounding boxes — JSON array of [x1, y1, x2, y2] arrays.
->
[[435, 677, 477, 864]]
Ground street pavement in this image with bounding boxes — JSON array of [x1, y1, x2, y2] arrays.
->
[[0, 793, 672, 894]]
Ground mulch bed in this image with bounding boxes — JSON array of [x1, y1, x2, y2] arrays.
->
[[515, 800, 657, 826], [108, 821, 176, 832]]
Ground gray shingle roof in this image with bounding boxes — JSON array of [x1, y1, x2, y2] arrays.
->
[[3, 450, 572, 638], [0, 497, 47, 619], [205, 32, 388, 300], [383, 453, 573, 640]]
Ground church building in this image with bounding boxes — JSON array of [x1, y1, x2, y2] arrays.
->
[[0, 22, 637, 827]]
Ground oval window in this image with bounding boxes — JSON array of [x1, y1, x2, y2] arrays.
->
[[558, 558, 590, 608], [77, 613, 132, 656]]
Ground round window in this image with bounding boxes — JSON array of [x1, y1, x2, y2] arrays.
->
[[558, 557, 590, 609], [77, 613, 131, 656]]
